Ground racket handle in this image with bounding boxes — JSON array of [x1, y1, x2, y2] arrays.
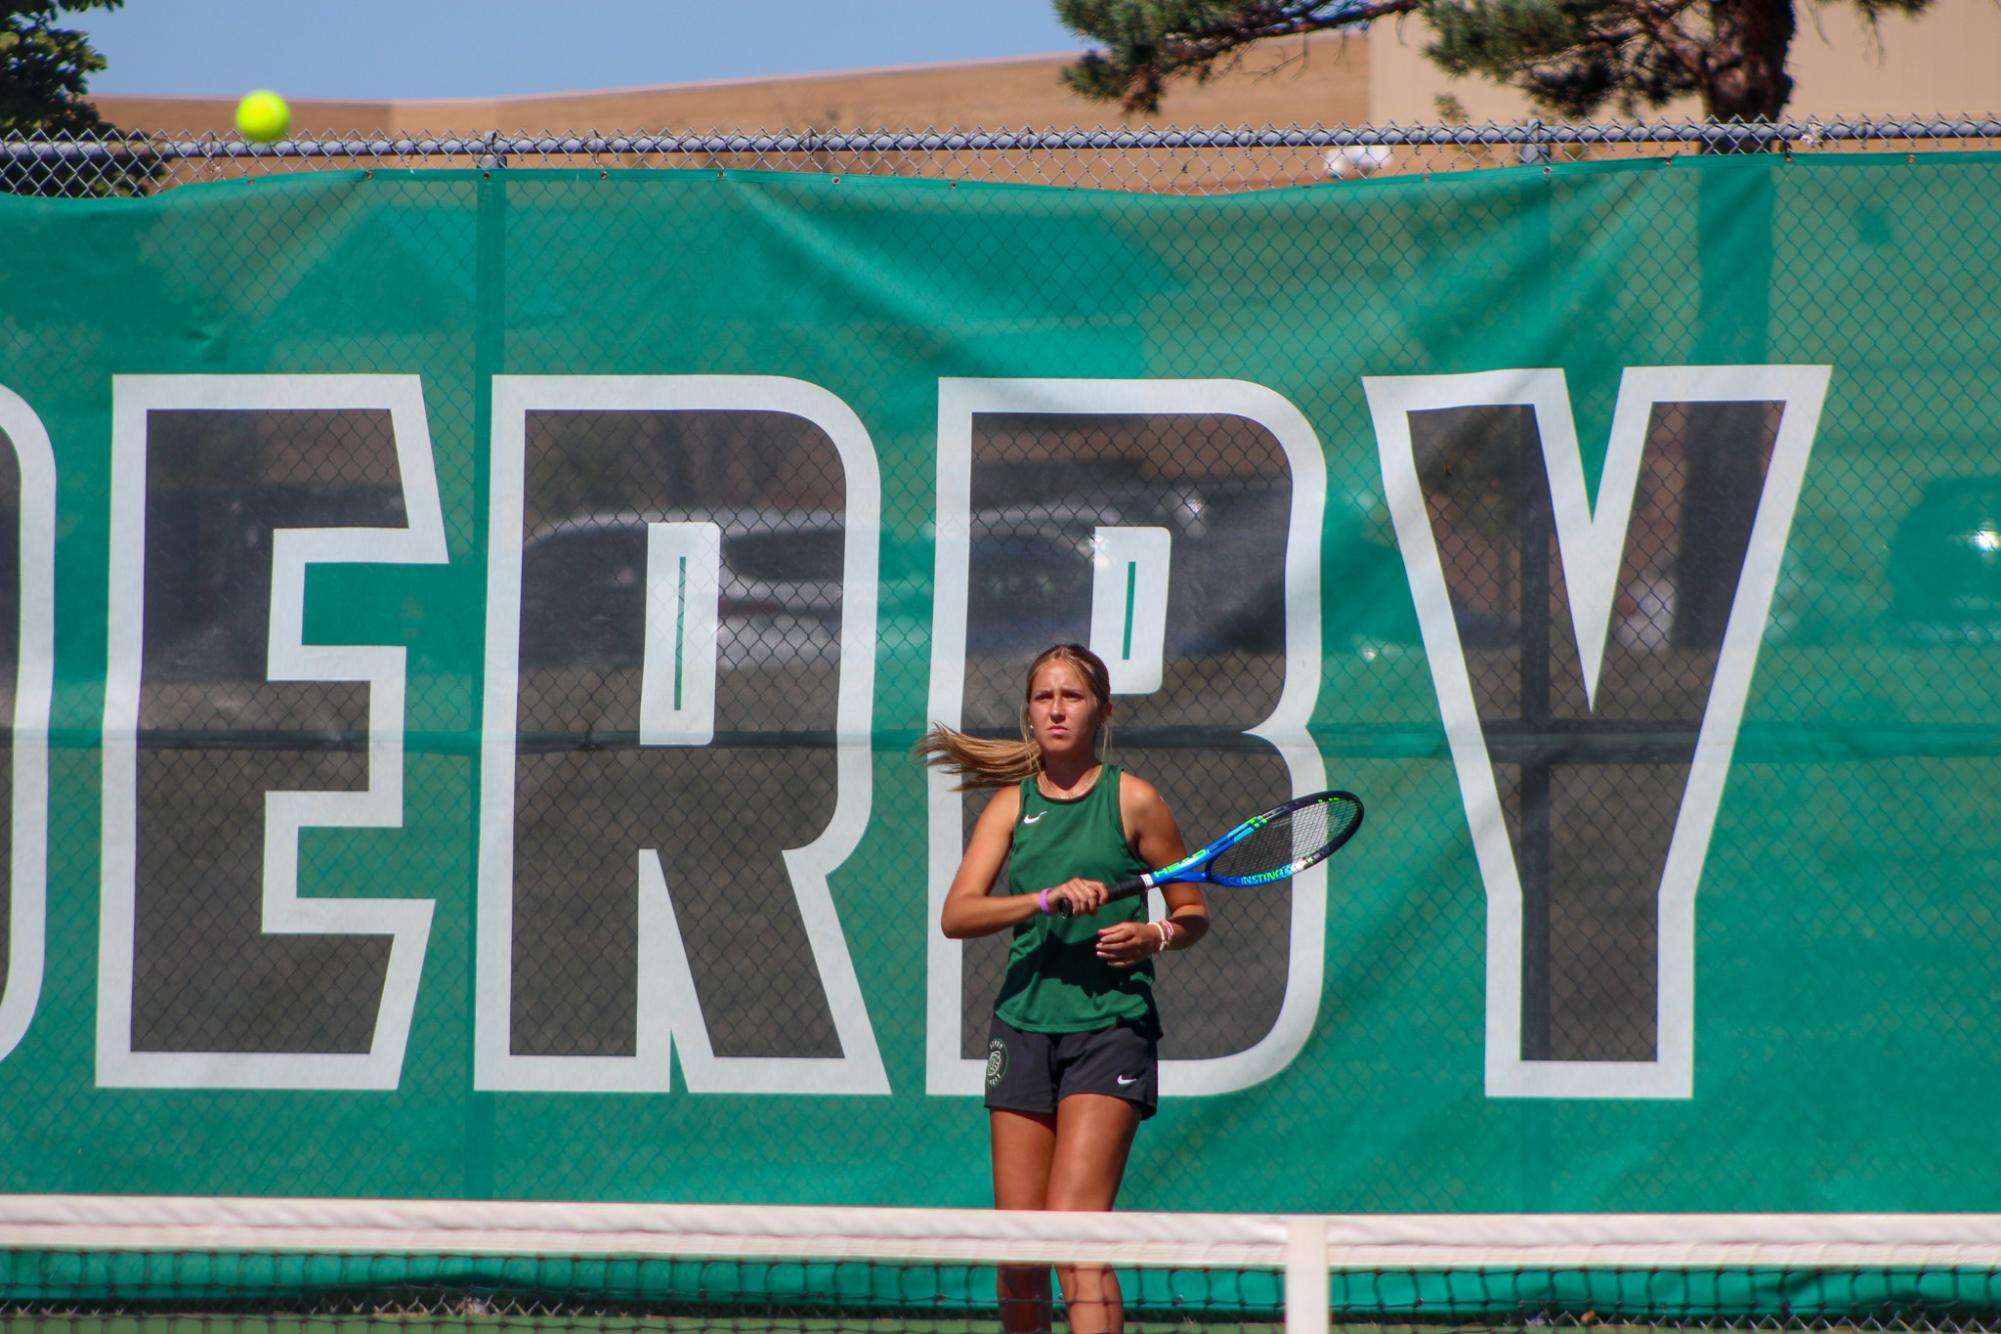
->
[[1051, 875, 1150, 917]]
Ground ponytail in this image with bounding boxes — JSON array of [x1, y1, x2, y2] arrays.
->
[[914, 726, 1041, 792], [915, 643, 1113, 792]]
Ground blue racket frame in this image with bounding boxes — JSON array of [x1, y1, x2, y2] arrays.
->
[[1059, 789, 1365, 913]]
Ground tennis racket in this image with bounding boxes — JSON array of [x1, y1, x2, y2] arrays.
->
[[1055, 789, 1363, 915]]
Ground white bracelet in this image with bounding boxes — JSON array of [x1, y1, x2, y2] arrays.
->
[[1150, 919, 1176, 953]]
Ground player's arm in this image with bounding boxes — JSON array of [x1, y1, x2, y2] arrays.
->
[[940, 787, 1108, 937], [1099, 776, 1208, 966]]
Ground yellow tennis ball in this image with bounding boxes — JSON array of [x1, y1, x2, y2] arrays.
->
[[234, 90, 290, 143]]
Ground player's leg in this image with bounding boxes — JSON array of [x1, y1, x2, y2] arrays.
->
[[991, 1108, 1060, 1333], [1045, 1092, 1142, 1334]]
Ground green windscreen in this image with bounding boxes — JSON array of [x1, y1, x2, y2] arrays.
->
[[0, 156, 1994, 1218]]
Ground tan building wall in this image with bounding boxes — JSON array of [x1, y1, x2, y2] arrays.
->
[[92, 36, 1371, 141], [90, 10, 1988, 166], [1789, 0, 2001, 118]]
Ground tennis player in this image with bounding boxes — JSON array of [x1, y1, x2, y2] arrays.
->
[[922, 643, 1209, 1334]]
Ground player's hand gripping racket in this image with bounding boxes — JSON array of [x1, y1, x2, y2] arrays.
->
[[1055, 789, 1363, 915]]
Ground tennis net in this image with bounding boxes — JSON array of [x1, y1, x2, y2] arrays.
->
[[6, 1198, 2001, 1332]]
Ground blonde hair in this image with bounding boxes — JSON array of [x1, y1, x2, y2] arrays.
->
[[916, 644, 1114, 791]]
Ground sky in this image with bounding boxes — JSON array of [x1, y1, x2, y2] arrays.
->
[[72, 1, 1089, 101]]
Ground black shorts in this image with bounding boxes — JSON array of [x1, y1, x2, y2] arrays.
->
[[983, 1014, 1159, 1121]]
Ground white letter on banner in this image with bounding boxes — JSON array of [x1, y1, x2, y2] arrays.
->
[[639, 522, 721, 747], [0, 387, 55, 1065], [927, 378, 1325, 1099], [1365, 365, 1830, 1100], [478, 375, 886, 1095], [98, 375, 446, 1090], [1089, 525, 1171, 696]]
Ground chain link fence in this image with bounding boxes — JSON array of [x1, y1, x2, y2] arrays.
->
[[5, 117, 2001, 196], [0, 118, 1998, 1226]]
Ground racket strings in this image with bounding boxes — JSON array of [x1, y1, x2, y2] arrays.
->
[[1211, 802, 1337, 879]]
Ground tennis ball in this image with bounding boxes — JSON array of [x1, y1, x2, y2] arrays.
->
[[234, 90, 290, 143]]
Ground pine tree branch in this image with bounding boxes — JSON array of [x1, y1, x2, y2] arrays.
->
[[1613, 0, 1709, 87], [1061, 0, 1418, 113], [1155, 0, 1425, 87]]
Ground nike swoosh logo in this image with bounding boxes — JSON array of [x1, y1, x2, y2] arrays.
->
[[1116, 1073, 1141, 1085], [1022, 812, 1044, 824]]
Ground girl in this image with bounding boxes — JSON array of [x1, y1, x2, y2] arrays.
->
[[922, 643, 1208, 1334]]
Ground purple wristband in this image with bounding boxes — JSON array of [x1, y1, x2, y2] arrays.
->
[[1038, 889, 1052, 915]]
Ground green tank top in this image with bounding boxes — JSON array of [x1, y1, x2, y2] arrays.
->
[[993, 765, 1159, 1035]]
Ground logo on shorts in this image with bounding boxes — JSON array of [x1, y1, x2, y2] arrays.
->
[[985, 1038, 1008, 1088], [1116, 1073, 1142, 1086]]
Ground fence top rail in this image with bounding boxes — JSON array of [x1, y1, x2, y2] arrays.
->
[[6, 116, 2001, 165]]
